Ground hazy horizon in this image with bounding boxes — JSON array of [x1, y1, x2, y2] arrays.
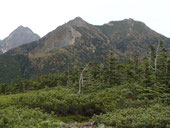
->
[[0, 0, 170, 39]]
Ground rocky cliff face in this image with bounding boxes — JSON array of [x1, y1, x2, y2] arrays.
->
[[0, 26, 40, 53]]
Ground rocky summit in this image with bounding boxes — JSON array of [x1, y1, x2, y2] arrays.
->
[[0, 26, 40, 53]]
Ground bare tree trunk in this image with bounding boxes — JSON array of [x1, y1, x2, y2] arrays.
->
[[154, 42, 161, 86], [149, 42, 160, 71], [154, 42, 160, 70], [78, 64, 89, 94], [78, 73, 83, 94]]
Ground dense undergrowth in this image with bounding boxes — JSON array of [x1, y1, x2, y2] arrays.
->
[[0, 83, 169, 127], [0, 106, 60, 128]]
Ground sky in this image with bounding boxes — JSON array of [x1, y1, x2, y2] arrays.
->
[[0, 0, 170, 39]]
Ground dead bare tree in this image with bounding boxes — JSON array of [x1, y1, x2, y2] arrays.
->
[[78, 64, 89, 94], [154, 42, 160, 70], [149, 41, 160, 71]]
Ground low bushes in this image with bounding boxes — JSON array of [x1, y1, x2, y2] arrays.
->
[[93, 104, 170, 128], [0, 106, 60, 128]]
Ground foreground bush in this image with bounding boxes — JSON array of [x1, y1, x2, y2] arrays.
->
[[14, 86, 107, 116], [93, 104, 170, 128], [0, 106, 60, 128], [5, 85, 162, 117]]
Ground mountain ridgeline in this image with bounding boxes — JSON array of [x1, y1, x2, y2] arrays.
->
[[0, 17, 170, 82]]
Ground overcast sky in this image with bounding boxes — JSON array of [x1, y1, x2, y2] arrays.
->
[[0, 0, 169, 39]]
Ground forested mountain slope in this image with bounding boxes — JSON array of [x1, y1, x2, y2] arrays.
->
[[0, 17, 169, 82]]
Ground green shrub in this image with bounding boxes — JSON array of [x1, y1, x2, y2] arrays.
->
[[57, 115, 89, 123], [93, 104, 170, 128], [0, 106, 60, 128]]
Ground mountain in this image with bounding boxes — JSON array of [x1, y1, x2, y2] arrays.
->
[[8, 18, 170, 56], [9, 17, 107, 55], [0, 26, 40, 53], [0, 17, 169, 82], [97, 19, 170, 55], [0, 40, 2, 54]]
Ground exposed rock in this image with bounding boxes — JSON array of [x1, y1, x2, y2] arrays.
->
[[100, 124, 105, 128], [67, 17, 90, 29], [80, 121, 96, 127], [1, 26, 40, 52], [60, 121, 70, 128]]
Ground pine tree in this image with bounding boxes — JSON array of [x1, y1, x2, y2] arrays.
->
[[105, 52, 119, 86]]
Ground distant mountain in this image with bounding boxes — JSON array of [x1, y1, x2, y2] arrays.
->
[[0, 40, 2, 54], [0, 26, 40, 53], [0, 17, 170, 82]]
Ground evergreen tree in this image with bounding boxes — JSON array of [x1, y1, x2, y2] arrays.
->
[[105, 52, 119, 86]]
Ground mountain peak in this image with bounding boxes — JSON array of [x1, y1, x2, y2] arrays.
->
[[0, 26, 40, 52], [123, 18, 134, 22], [14, 25, 33, 33], [17, 25, 24, 28], [16, 25, 30, 31], [122, 18, 146, 25], [73, 17, 84, 22], [67, 17, 89, 28]]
